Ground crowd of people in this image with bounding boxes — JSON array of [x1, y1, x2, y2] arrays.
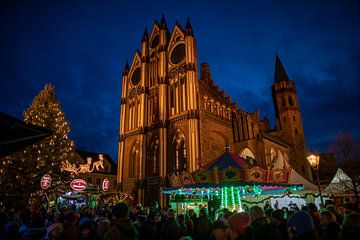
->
[[0, 198, 360, 240]]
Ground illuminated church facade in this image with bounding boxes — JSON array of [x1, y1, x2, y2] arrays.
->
[[117, 16, 312, 205]]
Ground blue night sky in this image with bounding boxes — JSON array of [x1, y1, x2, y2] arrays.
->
[[1, 0, 360, 162]]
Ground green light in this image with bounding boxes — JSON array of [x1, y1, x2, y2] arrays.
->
[[224, 187, 228, 208], [237, 187, 242, 212], [231, 186, 235, 210], [220, 187, 224, 208]]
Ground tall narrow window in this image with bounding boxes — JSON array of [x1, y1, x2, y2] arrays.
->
[[280, 97, 285, 107], [288, 96, 294, 106], [129, 147, 138, 177], [176, 140, 187, 171]]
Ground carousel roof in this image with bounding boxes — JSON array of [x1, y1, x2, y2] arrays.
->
[[202, 150, 254, 170]]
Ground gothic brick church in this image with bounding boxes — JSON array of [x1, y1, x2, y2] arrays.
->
[[117, 16, 312, 205]]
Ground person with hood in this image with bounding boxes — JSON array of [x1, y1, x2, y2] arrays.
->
[[287, 210, 319, 240], [104, 203, 139, 240]]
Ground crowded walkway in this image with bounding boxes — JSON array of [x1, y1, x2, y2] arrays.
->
[[0, 199, 359, 240]]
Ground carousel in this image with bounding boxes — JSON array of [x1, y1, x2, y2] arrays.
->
[[162, 149, 303, 214]]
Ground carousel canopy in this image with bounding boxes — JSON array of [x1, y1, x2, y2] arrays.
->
[[202, 150, 254, 170], [164, 149, 303, 196]]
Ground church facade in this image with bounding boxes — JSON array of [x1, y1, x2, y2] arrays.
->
[[117, 16, 312, 205]]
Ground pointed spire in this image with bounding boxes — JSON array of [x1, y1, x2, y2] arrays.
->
[[274, 54, 290, 83], [122, 60, 129, 76], [141, 27, 149, 42], [185, 17, 194, 36], [160, 14, 167, 30]]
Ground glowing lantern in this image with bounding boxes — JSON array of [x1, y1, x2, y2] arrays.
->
[[102, 178, 110, 191], [70, 179, 87, 191], [40, 174, 52, 189]]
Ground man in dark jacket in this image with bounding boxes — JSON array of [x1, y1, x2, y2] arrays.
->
[[193, 208, 212, 240], [250, 205, 282, 240], [160, 208, 179, 240], [104, 203, 139, 240]]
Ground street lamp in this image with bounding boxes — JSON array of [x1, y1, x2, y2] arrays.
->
[[306, 151, 324, 208]]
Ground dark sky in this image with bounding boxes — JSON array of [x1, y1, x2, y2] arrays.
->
[[1, 0, 360, 162]]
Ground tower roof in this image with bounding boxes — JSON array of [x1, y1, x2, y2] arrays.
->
[[274, 55, 290, 83], [122, 60, 129, 76], [160, 14, 168, 30], [185, 17, 194, 36], [141, 27, 149, 42]]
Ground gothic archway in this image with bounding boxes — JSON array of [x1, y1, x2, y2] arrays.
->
[[168, 130, 187, 173]]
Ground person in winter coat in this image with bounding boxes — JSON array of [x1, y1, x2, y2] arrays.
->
[[96, 212, 110, 239], [193, 208, 212, 240], [44, 223, 63, 240], [103, 203, 139, 240], [271, 209, 289, 240], [341, 212, 360, 240], [138, 212, 158, 240], [177, 214, 189, 238], [319, 210, 340, 240], [228, 212, 253, 240], [287, 210, 319, 240], [160, 208, 179, 240], [250, 205, 282, 240]]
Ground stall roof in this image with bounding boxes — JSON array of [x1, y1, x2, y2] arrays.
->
[[0, 112, 53, 158]]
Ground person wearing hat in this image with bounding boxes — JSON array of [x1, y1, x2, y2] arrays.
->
[[287, 210, 319, 240], [44, 223, 63, 240]]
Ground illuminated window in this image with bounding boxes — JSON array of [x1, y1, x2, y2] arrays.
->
[[129, 146, 139, 177]]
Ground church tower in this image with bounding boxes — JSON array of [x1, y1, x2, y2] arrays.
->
[[271, 55, 312, 179], [117, 16, 200, 206]]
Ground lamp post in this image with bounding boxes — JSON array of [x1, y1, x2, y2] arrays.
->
[[307, 151, 324, 208]]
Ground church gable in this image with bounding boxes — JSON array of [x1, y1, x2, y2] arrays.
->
[[167, 23, 185, 53], [149, 21, 160, 50]]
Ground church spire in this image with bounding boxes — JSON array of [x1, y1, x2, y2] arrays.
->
[[122, 60, 129, 76], [185, 17, 194, 36], [141, 27, 149, 42], [274, 54, 290, 83], [160, 14, 167, 30]]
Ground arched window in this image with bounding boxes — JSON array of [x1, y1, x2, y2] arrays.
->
[[280, 97, 285, 107], [169, 131, 187, 173], [129, 146, 139, 177], [288, 96, 294, 106], [147, 137, 159, 176], [176, 140, 187, 170]]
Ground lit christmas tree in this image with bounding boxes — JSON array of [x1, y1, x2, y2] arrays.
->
[[0, 84, 74, 205]]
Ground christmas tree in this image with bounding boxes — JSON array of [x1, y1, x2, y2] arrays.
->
[[0, 84, 74, 206]]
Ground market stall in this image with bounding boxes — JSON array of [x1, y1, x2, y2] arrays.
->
[[162, 149, 304, 213]]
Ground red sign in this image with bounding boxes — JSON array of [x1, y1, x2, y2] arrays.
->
[[40, 174, 52, 189], [102, 178, 110, 191], [70, 179, 87, 191]]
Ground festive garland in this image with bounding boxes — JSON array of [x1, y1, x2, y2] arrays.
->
[[241, 192, 331, 205]]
